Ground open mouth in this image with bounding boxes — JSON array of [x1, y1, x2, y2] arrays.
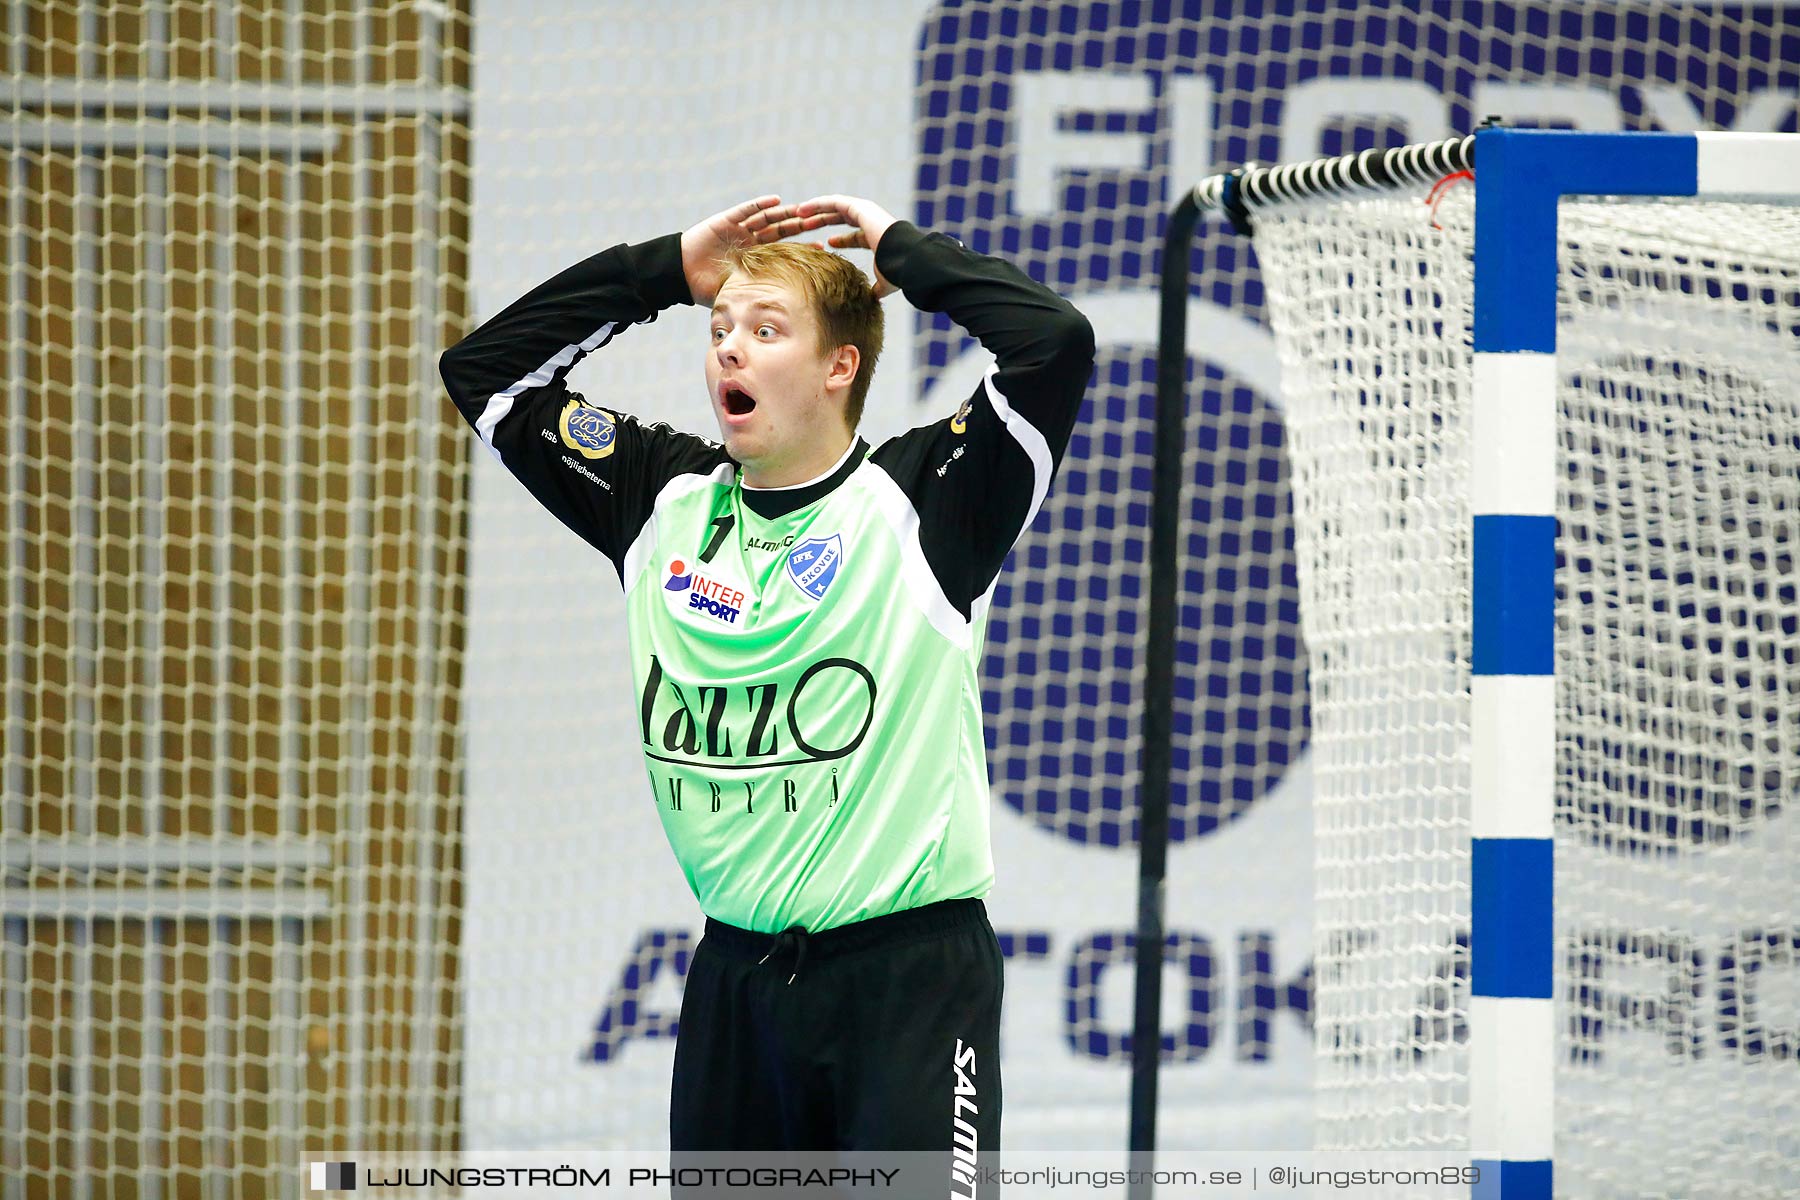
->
[[721, 383, 757, 417]]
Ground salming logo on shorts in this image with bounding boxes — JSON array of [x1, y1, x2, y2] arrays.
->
[[950, 1038, 979, 1197]]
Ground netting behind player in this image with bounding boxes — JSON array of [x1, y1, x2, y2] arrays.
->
[[11, 0, 1800, 1188], [1254, 184, 1800, 1197], [3, 3, 470, 1192]]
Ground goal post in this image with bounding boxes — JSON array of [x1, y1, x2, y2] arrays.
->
[[1464, 128, 1796, 1200], [1148, 129, 1800, 1198]]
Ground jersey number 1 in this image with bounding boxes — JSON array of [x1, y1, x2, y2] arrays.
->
[[698, 514, 734, 564]]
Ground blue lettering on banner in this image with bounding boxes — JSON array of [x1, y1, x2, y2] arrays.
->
[[913, 2, 1798, 849], [583, 922, 1800, 1066], [583, 924, 1310, 1066], [1066, 931, 1223, 1061], [585, 930, 690, 1063], [1237, 931, 1315, 1063]]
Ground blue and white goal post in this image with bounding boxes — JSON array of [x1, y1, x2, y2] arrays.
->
[[1169, 128, 1800, 1200]]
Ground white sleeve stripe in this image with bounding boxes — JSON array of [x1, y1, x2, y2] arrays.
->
[[970, 576, 998, 632], [859, 470, 972, 652], [473, 321, 619, 462], [980, 364, 1054, 532], [472, 396, 515, 462], [621, 462, 738, 590]]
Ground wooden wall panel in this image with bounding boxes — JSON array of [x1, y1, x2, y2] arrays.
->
[[4, 3, 474, 1195]]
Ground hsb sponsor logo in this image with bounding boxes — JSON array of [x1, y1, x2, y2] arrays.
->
[[558, 398, 616, 460]]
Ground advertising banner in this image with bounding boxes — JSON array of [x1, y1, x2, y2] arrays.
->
[[459, 0, 1796, 1155]]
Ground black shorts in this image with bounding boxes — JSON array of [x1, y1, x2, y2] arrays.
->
[[669, 897, 1004, 1158]]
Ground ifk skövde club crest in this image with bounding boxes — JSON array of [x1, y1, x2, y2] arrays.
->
[[786, 535, 844, 602]]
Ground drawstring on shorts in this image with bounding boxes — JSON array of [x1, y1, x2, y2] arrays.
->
[[702, 899, 987, 989], [758, 926, 810, 985]]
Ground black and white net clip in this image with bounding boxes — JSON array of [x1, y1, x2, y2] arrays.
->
[[1193, 134, 1476, 236]]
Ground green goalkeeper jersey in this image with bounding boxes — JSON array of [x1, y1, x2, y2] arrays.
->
[[441, 223, 1094, 933]]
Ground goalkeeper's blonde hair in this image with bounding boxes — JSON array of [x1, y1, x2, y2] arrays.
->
[[719, 242, 885, 430]]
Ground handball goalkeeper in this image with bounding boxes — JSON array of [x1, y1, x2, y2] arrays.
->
[[440, 194, 1094, 1158]]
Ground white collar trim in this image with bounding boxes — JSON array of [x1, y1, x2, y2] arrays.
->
[[740, 438, 858, 492]]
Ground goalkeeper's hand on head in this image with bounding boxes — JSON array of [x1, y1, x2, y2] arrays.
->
[[679, 196, 837, 305], [794, 195, 900, 299]]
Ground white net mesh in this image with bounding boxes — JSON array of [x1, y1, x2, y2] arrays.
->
[[1255, 185, 1800, 1197], [10, 0, 1800, 1188], [1555, 198, 1800, 1198], [4, 2, 468, 1195], [1261, 189, 1479, 1153]]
